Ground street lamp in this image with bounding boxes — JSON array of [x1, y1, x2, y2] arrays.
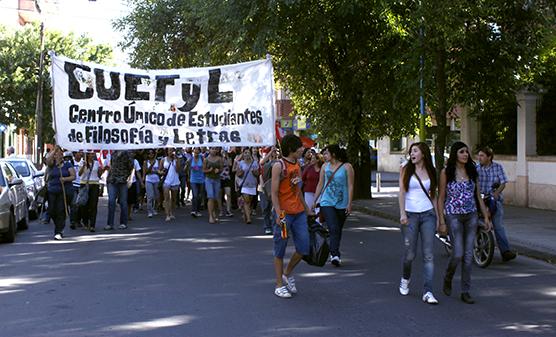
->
[[34, 0, 45, 165]]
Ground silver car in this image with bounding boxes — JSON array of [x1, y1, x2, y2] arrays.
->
[[0, 160, 29, 243], [2, 157, 45, 219]]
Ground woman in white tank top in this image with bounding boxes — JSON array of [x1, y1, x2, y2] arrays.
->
[[398, 142, 439, 304]]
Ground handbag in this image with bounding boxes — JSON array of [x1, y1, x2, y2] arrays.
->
[[76, 164, 94, 207], [315, 163, 345, 223], [303, 215, 330, 267]]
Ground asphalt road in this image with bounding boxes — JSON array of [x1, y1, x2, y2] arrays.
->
[[1, 198, 555, 337]]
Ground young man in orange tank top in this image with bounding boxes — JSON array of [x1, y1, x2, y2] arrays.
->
[[271, 135, 313, 298]]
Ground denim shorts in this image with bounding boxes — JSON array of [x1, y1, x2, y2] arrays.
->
[[205, 177, 221, 199], [273, 211, 310, 258]]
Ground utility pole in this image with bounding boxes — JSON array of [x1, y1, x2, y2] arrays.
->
[[419, 27, 426, 142], [34, 0, 45, 165]]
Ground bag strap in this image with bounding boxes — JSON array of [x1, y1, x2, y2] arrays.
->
[[84, 162, 93, 186], [413, 173, 434, 207], [239, 160, 255, 190], [317, 162, 344, 203], [162, 159, 173, 182]]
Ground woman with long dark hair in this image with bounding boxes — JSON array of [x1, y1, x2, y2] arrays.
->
[[398, 142, 439, 304], [312, 144, 354, 267], [438, 141, 491, 304]]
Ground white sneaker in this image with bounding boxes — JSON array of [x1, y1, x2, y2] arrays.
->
[[274, 286, 292, 298], [399, 278, 410, 296], [282, 274, 297, 294], [165, 216, 171, 222], [422, 291, 439, 304], [153, 211, 159, 216], [331, 256, 341, 267], [54, 233, 62, 241], [148, 212, 153, 218]]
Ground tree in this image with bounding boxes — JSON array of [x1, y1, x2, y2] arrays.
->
[[395, 0, 555, 171], [116, 0, 419, 198], [0, 23, 112, 143]]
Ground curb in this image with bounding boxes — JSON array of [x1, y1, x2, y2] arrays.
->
[[352, 204, 556, 265]]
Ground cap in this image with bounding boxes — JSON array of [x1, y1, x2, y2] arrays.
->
[[63, 151, 72, 157]]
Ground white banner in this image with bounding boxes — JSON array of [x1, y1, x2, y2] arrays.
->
[[51, 53, 276, 150]]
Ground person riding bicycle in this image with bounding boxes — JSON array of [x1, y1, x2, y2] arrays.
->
[[477, 146, 517, 262]]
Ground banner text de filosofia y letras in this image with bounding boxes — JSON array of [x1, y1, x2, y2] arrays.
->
[[51, 54, 275, 149]]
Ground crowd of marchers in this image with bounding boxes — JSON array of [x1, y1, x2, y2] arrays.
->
[[38, 135, 516, 303]]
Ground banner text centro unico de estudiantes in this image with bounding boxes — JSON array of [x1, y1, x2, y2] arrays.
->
[[51, 54, 276, 150]]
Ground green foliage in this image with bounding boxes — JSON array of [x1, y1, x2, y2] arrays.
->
[[535, 35, 556, 155], [393, 0, 554, 168], [116, 0, 419, 144], [0, 23, 112, 141]]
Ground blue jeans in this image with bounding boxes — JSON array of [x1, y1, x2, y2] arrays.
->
[[259, 192, 273, 231], [190, 182, 204, 212], [321, 206, 347, 257], [492, 199, 511, 254], [445, 212, 479, 293], [204, 177, 221, 200], [273, 211, 310, 258], [145, 181, 159, 214], [401, 209, 436, 293], [107, 183, 128, 227]]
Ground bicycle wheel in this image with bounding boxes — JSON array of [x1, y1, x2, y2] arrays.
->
[[473, 228, 495, 268]]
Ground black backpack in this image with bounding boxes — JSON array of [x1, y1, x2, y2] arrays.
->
[[303, 216, 330, 267]]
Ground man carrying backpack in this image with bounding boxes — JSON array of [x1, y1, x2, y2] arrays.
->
[[271, 135, 313, 298]]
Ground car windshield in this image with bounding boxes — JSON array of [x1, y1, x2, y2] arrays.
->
[[9, 161, 31, 177]]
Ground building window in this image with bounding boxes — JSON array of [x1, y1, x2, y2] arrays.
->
[[390, 137, 404, 153]]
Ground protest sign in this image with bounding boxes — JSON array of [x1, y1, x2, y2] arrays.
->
[[50, 53, 276, 150]]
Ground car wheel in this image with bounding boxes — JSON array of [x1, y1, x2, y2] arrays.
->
[[3, 211, 16, 243], [17, 203, 29, 230]]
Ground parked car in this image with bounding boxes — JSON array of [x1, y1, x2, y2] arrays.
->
[[0, 160, 29, 243], [2, 157, 45, 219]]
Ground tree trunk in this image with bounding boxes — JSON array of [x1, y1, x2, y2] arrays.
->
[[347, 110, 372, 200], [434, 46, 449, 176]]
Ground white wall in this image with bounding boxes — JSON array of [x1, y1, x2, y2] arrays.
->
[[0, 0, 20, 27], [377, 137, 407, 172]]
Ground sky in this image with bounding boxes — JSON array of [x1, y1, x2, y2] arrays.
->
[[43, 0, 131, 65]]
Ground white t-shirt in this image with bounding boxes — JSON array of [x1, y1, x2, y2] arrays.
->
[[163, 158, 180, 186], [79, 160, 101, 183], [405, 175, 434, 213]]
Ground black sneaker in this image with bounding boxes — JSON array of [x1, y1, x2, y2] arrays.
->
[[461, 292, 475, 304], [502, 251, 517, 262]]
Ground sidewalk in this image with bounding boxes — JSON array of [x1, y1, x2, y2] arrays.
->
[[354, 184, 556, 264]]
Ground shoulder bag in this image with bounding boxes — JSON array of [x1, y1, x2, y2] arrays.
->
[[76, 163, 94, 207]]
